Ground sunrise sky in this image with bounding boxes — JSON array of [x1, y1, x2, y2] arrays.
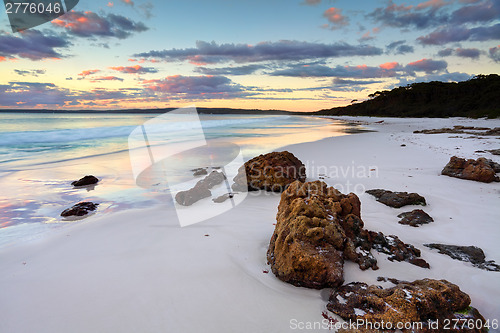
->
[[1, 0, 499, 111]]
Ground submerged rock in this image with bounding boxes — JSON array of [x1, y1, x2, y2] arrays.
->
[[192, 168, 208, 176], [212, 193, 234, 203], [61, 202, 99, 217], [267, 181, 429, 289], [175, 171, 226, 206], [366, 189, 426, 208], [425, 243, 500, 272], [397, 209, 434, 227], [71, 175, 99, 187], [232, 151, 306, 192], [329, 279, 487, 333], [441, 156, 500, 183]]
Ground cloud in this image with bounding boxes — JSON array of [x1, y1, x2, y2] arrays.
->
[[0, 82, 70, 107], [121, 0, 134, 6], [451, 0, 500, 24], [489, 45, 500, 62], [437, 48, 454, 56], [416, 0, 449, 10], [303, 0, 321, 5], [455, 47, 481, 59], [194, 64, 267, 75], [406, 58, 447, 74], [138, 2, 154, 19], [331, 78, 383, 92], [109, 65, 158, 74], [397, 72, 472, 86], [78, 69, 100, 77], [271, 58, 449, 78], [437, 47, 482, 59], [271, 63, 403, 78], [142, 75, 241, 93], [91, 76, 124, 82], [52, 11, 148, 39], [134, 40, 383, 64], [368, 0, 448, 29], [14, 69, 46, 77], [323, 8, 349, 29], [0, 30, 69, 61], [417, 23, 500, 44], [386, 40, 415, 54], [107, 2, 113, 7]]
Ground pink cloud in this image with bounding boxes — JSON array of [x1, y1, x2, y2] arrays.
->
[[323, 7, 349, 29], [51, 10, 147, 39], [91, 76, 124, 82], [78, 69, 100, 76], [109, 65, 158, 74], [416, 0, 449, 10], [107, 2, 114, 7], [379, 62, 399, 70]]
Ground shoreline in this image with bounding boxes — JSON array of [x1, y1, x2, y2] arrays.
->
[[1, 116, 499, 332]]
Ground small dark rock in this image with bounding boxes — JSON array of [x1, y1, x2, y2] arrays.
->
[[425, 243, 500, 272], [192, 168, 208, 176], [61, 202, 99, 217], [369, 232, 430, 268], [397, 209, 434, 227], [487, 149, 500, 156], [71, 175, 99, 187], [212, 193, 234, 203], [400, 144, 406, 147], [366, 189, 426, 208]]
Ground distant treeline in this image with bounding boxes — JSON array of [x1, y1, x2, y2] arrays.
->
[[314, 74, 500, 118]]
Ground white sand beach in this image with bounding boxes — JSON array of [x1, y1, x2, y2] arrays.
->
[[1, 117, 499, 333]]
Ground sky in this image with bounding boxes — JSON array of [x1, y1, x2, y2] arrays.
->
[[0, 0, 499, 111]]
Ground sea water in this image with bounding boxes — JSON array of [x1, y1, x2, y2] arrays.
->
[[0, 112, 365, 247]]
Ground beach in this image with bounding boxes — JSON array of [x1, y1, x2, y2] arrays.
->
[[0, 116, 499, 332]]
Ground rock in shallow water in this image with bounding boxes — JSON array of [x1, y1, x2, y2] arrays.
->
[[267, 181, 429, 289], [365, 189, 426, 208], [71, 175, 99, 187], [328, 279, 487, 333], [425, 243, 500, 272], [61, 202, 99, 217], [397, 209, 434, 227], [441, 156, 500, 183], [175, 171, 226, 206], [232, 151, 306, 192]]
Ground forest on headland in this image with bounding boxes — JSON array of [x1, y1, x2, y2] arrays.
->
[[314, 74, 500, 119], [1, 74, 499, 118]]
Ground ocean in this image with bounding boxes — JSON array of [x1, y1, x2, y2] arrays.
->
[[0, 112, 365, 246]]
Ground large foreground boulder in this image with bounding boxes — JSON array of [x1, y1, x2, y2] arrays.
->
[[267, 181, 428, 289], [366, 189, 426, 208], [441, 156, 500, 183], [232, 151, 306, 192], [329, 279, 487, 333]]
